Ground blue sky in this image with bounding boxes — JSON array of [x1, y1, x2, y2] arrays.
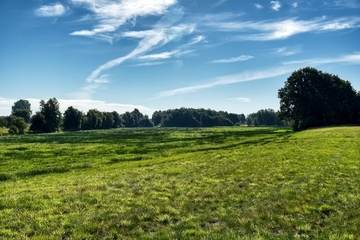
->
[[1, 0, 360, 117]]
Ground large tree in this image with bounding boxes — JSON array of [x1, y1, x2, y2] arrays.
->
[[63, 106, 83, 131], [30, 112, 45, 132], [30, 98, 62, 132], [11, 99, 32, 123], [278, 67, 359, 130]]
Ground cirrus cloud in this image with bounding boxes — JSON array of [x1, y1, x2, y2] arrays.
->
[[209, 55, 254, 63]]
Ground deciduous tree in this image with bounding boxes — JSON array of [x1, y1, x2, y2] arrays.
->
[[63, 106, 83, 131], [30, 98, 61, 132], [11, 99, 32, 123], [278, 67, 359, 130]]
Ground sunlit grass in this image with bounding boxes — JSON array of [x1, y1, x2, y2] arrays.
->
[[0, 128, 9, 135], [0, 127, 359, 239]]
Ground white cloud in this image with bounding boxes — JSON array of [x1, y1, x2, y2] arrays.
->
[[186, 35, 205, 46], [156, 66, 293, 98], [86, 24, 195, 83], [275, 46, 302, 56], [69, 0, 195, 97], [204, 16, 360, 41], [154, 52, 360, 99], [35, 3, 67, 17], [282, 52, 360, 65], [0, 98, 155, 117], [255, 4, 264, 9], [70, 0, 178, 42], [292, 2, 298, 8], [270, 1, 281, 11], [212, 0, 228, 8], [131, 61, 167, 67], [331, 0, 360, 8], [230, 97, 251, 102], [210, 55, 253, 63], [138, 51, 179, 60]]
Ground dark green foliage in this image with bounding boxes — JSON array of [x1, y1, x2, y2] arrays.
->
[[8, 126, 18, 135], [278, 67, 359, 130], [84, 109, 103, 130], [12, 109, 31, 124], [139, 115, 154, 127], [0, 117, 7, 128], [102, 112, 115, 129], [30, 98, 62, 133], [30, 112, 45, 132], [80, 110, 123, 130], [246, 109, 284, 126], [11, 117, 27, 134], [152, 111, 164, 126], [152, 108, 244, 127], [111, 111, 123, 128], [246, 117, 252, 126], [4, 115, 18, 128], [11, 99, 32, 123], [253, 118, 259, 126], [160, 108, 201, 127], [63, 106, 84, 131], [121, 109, 153, 127]]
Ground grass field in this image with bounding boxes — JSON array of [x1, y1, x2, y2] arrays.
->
[[0, 127, 359, 239], [0, 128, 9, 135]]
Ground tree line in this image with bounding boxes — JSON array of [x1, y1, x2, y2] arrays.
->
[[0, 100, 285, 134]]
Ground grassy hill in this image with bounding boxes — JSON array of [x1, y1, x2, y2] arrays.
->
[[0, 127, 359, 239]]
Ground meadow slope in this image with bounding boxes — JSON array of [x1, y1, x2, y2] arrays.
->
[[0, 127, 359, 239]]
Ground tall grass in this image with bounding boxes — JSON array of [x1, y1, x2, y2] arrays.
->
[[0, 127, 359, 239]]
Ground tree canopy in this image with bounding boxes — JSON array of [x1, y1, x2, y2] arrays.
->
[[63, 106, 83, 131], [11, 99, 32, 123], [152, 108, 245, 127], [278, 67, 360, 130], [246, 109, 285, 126], [30, 98, 62, 133]]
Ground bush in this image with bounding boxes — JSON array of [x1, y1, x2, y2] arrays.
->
[[8, 126, 18, 135]]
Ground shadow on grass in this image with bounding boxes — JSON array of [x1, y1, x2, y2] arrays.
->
[[0, 164, 92, 182]]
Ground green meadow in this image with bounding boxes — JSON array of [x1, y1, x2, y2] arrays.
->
[[0, 127, 359, 239]]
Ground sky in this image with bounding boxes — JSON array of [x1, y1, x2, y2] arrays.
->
[[1, 0, 360, 117]]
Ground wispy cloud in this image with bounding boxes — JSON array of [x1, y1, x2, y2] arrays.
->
[[186, 35, 206, 46], [274, 46, 302, 56], [282, 52, 360, 65], [86, 24, 195, 83], [209, 55, 253, 63], [212, 0, 228, 8], [139, 51, 179, 60], [156, 52, 360, 99], [67, 0, 196, 98], [292, 2, 298, 8], [255, 4, 264, 9], [270, 1, 281, 11], [35, 3, 67, 17], [70, 0, 178, 42], [332, 0, 360, 9], [229, 97, 251, 102], [156, 66, 293, 98], [131, 61, 168, 67], [203, 16, 360, 41]]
